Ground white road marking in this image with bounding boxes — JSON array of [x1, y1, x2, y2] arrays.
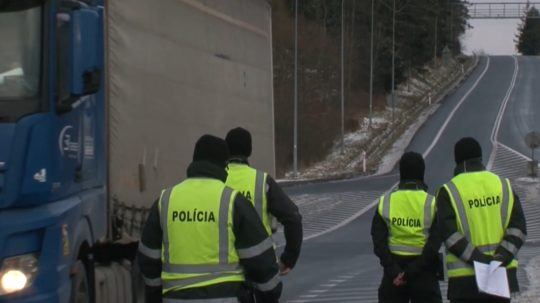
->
[[293, 191, 382, 241], [490, 56, 519, 144], [298, 57, 493, 243], [422, 56, 491, 159], [287, 56, 540, 302], [487, 56, 521, 169], [499, 143, 531, 161]]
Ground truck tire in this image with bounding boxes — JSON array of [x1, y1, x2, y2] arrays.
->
[[71, 260, 90, 303]]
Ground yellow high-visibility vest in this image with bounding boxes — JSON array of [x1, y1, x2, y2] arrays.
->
[[442, 171, 518, 278], [159, 179, 245, 294], [226, 163, 273, 235], [378, 189, 436, 256]]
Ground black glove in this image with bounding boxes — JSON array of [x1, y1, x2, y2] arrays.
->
[[384, 263, 403, 280], [239, 284, 255, 303], [476, 253, 494, 265]]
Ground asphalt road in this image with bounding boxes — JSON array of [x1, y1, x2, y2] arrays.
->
[[280, 56, 537, 302], [499, 56, 540, 159]]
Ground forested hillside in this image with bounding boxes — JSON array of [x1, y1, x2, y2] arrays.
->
[[272, 0, 469, 176]]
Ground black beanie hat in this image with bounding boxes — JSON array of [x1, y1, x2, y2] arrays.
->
[[225, 127, 252, 158], [193, 135, 230, 168], [399, 152, 425, 181], [454, 137, 482, 164]]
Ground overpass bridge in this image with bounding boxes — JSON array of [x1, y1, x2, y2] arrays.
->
[[466, 2, 540, 19]]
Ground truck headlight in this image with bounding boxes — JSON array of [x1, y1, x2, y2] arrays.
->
[[0, 254, 38, 295]]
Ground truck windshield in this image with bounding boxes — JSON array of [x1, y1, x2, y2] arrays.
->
[[0, 6, 41, 99]]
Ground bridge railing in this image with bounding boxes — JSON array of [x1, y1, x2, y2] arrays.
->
[[466, 2, 540, 19]]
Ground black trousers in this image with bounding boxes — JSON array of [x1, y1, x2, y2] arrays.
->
[[451, 299, 510, 303], [378, 271, 442, 303]]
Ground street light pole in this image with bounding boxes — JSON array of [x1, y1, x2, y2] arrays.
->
[[391, 0, 396, 123], [341, 0, 345, 154], [293, 0, 298, 176], [369, 0, 374, 127], [434, 15, 438, 66]]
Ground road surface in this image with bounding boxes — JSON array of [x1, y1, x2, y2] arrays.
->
[[279, 56, 540, 302]]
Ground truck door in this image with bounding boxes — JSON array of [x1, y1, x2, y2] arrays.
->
[[55, 2, 101, 191]]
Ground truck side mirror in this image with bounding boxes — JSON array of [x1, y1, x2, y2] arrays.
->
[[71, 8, 100, 96], [57, 6, 101, 113]]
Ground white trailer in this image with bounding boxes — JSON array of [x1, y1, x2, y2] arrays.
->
[[106, 0, 275, 212], [95, 1, 275, 301]]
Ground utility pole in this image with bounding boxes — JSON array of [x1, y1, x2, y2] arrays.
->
[[293, 0, 298, 176], [391, 0, 396, 123], [369, 0, 374, 127], [434, 15, 438, 66], [341, 0, 345, 154], [449, 0, 454, 51]]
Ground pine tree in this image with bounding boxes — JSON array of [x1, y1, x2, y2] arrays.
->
[[516, 7, 540, 55]]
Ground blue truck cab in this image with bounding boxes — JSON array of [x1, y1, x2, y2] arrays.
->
[[0, 0, 277, 301], [0, 0, 108, 301]]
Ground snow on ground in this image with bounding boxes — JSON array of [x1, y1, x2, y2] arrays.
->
[[514, 256, 540, 303], [516, 177, 540, 184], [281, 57, 473, 181], [283, 117, 378, 180], [512, 177, 540, 302], [376, 102, 441, 175]]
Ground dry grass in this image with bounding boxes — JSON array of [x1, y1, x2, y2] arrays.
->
[[272, 0, 376, 177]]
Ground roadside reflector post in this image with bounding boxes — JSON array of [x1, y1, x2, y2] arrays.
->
[[362, 151, 367, 173], [525, 131, 540, 177]]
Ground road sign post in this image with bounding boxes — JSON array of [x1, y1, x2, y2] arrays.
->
[[525, 131, 540, 177]]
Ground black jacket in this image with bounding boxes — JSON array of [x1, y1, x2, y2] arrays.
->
[[436, 159, 527, 300], [228, 158, 303, 269], [371, 180, 443, 281], [137, 161, 282, 302]]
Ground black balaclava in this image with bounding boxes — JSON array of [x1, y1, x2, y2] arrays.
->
[[399, 152, 425, 182], [454, 137, 482, 165], [225, 127, 252, 158], [192, 134, 230, 168]]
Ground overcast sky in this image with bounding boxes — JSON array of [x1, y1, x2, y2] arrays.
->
[[462, 19, 519, 55], [461, 1, 528, 55]]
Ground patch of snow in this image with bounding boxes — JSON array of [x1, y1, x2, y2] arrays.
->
[[276, 176, 312, 183], [409, 78, 430, 91], [515, 178, 540, 205], [370, 116, 388, 125], [516, 177, 540, 183], [344, 131, 368, 145], [513, 256, 540, 303], [397, 90, 420, 98], [282, 58, 472, 181], [376, 103, 441, 175]]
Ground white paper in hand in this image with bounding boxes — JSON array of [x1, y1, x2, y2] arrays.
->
[[474, 261, 510, 299]]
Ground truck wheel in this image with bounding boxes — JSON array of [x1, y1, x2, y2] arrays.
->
[[71, 260, 90, 303]]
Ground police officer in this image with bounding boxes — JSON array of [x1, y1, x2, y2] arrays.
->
[[371, 152, 443, 303], [225, 127, 303, 278], [437, 137, 527, 303], [137, 135, 282, 303]]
